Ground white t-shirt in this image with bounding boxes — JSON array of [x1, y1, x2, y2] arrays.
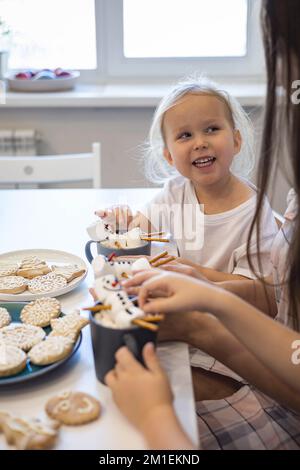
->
[[140, 176, 278, 278]]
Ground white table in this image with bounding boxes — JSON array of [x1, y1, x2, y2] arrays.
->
[[0, 189, 198, 450]]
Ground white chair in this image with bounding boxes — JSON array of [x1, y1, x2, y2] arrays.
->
[[0, 142, 101, 188]]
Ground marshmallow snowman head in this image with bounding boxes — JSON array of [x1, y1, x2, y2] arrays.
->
[[125, 228, 143, 248], [92, 256, 133, 281], [92, 255, 115, 279], [94, 274, 121, 303], [87, 220, 113, 241], [113, 260, 133, 279]]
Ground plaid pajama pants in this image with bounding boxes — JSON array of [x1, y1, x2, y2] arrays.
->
[[196, 384, 300, 450]]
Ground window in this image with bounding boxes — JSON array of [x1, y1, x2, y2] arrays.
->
[[1, 0, 97, 70], [2, 0, 264, 82], [123, 0, 248, 58], [105, 0, 264, 79]]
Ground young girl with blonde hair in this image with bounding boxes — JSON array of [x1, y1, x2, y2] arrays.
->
[[96, 77, 278, 283]]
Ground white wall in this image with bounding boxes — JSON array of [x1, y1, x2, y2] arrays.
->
[[0, 105, 291, 214], [0, 107, 154, 188]]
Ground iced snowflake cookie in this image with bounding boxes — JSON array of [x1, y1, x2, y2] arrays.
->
[[17, 256, 52, 279], [0, 276, 27, 294], [0, 307, 11, 328], [0, 264, 19, 277], [20, 297, 61, 327], [28, 272, 67, 294], [0, 323, 45, 351], [51, 264, 86, 283], [50, 311, 89, 340], [0, 343, 27, 377], [28, 336, 74, 366], [0, 412, 60, 450], [45, 391, 101, 425]]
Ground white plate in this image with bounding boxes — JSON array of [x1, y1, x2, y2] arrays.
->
[[0, 249, 88, 301], [8, 71, 80, 92]]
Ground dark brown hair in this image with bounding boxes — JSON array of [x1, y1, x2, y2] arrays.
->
[[247, 0, 300, 329]]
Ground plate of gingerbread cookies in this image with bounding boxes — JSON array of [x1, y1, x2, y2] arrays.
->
[[0, 249, 88, 301], [0, 300, 89, 385]]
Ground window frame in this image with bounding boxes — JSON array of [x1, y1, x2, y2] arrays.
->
[[7, 0, 265, 84], [101, 0, 265, 81]]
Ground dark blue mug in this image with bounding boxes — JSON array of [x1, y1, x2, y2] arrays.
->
[[85, 238, 151, 264], [89, 311, 157, 384]]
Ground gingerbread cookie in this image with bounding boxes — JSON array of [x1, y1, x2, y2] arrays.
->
[[0, 412, 60, 450], [0, 276, 27, 294], [50, 311, 89, 340], [0, 323, 45, 351], [17, 256, 51, 279], [0, 343, 27, 377], [0, 307, 11, 328], [28, 336, 74, 366], [20, 297, 61, 327], [0, 264, 19, 277], [28, 272, 67, 294], [45, 391, 101, 425], [48, 330, 78, 343], [51, 264, 86, 283]]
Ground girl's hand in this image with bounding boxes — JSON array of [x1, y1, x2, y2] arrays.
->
[[105, 343, 173, 431], [122, 269, 163, 296], [162, 260, 208, 281], [94, 205, 134, 231], [138, 272, 223, 314]]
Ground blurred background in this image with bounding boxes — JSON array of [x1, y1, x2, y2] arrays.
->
[[0, 0, 290, 213]]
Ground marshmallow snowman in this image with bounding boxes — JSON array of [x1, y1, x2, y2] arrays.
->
[[124, 228, 144, 248], [92, 255, 151, 281], [86, 219, 113, 242], [86, 219, 145, 248], [94, 274, 143, 328]]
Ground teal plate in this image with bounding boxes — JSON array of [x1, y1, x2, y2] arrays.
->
[[0, 302, 82, 386]]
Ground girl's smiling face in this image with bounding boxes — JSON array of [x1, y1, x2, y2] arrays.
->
[[162, 93, 242, 190]]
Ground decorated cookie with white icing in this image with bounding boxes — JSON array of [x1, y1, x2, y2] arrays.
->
[[0, 343, 27, 377], [45, 391, 101, 425], [0, 307, 11, 328], [0, 412, 60, 450], [0, 323, 45, 351], [28, 336, 74, 365], [20, 297, 61, 327]]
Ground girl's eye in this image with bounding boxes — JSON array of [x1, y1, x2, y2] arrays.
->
[[177, 132, 191, 140], [205, 126, 219, 134]]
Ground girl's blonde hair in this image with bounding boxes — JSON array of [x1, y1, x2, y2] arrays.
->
[[143, 76, 255, 185]]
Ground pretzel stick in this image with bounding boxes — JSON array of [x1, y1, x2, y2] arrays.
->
[[141, 237, 170, 243], [82, 304, 112, 312], [141, 314, 165, 322], [149, 250, 168, 265], [132, 318, 159, 331], [152, 256, 176, 268], [145, 231, 165, 237]]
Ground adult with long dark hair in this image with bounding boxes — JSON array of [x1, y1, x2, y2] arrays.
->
[[104, 0, 300, 449]]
